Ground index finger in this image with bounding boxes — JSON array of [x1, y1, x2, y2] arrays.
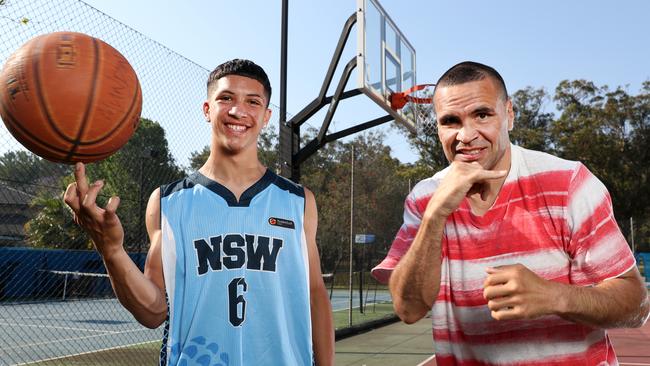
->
[[74, 162, 89, 193], [475, 169, 508, 182], [484, 270, 511, 287]]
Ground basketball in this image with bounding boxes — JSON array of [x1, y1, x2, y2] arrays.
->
[[0, 31, 142, 164]]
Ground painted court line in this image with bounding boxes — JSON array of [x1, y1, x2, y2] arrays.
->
[[416, 354, 436, 366], [0, 320, 115, 334], [4, 327, 152, 351], [12, 340, 159, 366]]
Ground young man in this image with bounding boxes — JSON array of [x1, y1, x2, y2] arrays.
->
[[64, 59, 334, 365], [372, 61, 649, 365]]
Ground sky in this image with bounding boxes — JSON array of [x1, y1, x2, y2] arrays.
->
[[7, 0, 650, 164]]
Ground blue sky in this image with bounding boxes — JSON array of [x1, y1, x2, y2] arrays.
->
[[72, 0, 650, 162]]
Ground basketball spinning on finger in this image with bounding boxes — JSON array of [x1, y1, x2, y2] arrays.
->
[[0, 31, 142, 164]]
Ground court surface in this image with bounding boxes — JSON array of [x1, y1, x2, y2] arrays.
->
[[1, 289, 391, 365], [335, 314, 650, 366]]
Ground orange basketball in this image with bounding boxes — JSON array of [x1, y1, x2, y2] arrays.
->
[[0, 31, 142, 163]]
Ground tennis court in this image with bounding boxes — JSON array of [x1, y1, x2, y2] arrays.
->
[[0, 289, 392, 365]]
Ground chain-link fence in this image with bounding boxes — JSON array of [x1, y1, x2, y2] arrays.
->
[[0, 1, 401, 365]]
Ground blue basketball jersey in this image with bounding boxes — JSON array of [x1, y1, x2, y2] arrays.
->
[[158, 170, 313, 366]]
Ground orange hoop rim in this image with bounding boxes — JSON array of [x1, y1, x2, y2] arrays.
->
[[390, 83, 435, 110]]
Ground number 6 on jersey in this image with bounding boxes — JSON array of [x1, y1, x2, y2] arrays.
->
[[229, 277, 247, 326]]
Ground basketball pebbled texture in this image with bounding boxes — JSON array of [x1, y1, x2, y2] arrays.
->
[[0, 31, 142, 163]]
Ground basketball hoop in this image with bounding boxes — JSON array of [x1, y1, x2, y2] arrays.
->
[[390, 84, 437, 136]]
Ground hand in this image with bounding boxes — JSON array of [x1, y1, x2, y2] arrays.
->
[[63, 162, 124, 257], [425, 162, 507, 218], [483, 264, 562, 321]]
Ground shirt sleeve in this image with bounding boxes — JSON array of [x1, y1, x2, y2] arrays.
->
[[566, 163, 635, 286], [371, 189, 425, 284]]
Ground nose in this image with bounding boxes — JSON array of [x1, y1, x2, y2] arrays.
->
[[228, 104, 245, 119], [456, 122, 478, 143]]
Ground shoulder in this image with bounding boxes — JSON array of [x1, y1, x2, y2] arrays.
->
[[511, 145, 583, 189], [268, 170, 305, 198], [513, 145, 580, 176], [160, 173, 198, 199], [410, 165, 450, 199]]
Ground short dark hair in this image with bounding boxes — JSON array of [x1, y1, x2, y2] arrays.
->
[[207, 59, 272, 106], [434, 61, 508, 100]]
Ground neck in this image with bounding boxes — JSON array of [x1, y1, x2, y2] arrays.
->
[[199, 147, 266, 185]]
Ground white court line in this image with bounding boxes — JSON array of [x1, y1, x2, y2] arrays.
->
[[0, 321, 119, 334], [3, 326, 153, 351], [416, 354, 436, 366], [11, 340, 160, 366]]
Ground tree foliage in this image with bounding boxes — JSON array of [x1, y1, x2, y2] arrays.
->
[[23, 118, 184, 251]]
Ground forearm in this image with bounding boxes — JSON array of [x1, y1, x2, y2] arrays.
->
[[311, 285, 334, 366], [102, 249, 167, 328], [389, 212, 446, 324], [555, 275, 650, 329]]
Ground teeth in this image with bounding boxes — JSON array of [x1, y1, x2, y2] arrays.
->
[[226, 124, 246, 132]]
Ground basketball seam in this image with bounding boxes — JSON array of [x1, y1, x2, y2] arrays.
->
[[32, 34, 79, 145], [78, 72, 141, 145], [66, 37, 101, 161], [0, 99, 114, 159]]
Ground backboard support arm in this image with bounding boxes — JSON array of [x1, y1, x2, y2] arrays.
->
[[280, 10, 395, 182]]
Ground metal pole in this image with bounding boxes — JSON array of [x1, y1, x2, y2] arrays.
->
[[280, 0, 288, 135], [348, 144, 354, 326], [138, 157, 144, 254], [62, 273, 68, 301]]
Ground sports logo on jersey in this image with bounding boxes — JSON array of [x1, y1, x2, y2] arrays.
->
[[268, 217, 295, 229]]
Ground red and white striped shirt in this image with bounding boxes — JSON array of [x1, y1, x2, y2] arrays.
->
[[372, 145, 635, 366]]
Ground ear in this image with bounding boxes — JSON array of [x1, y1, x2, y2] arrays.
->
[[506, 99, 514, 131], [202, 101, 210, 122]]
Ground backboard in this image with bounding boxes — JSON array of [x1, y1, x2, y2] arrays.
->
[[357, 0, 417, 132]]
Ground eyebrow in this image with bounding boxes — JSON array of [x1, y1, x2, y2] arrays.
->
[[216, 90, 265, 101], [473, 106, 494, 115], [437, 113, 461, 124]]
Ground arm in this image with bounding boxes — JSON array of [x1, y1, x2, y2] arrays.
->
[[304, 188, 334, 366], [484, 264, 650, 328], [63, 163, 167, 328], [389, 162, 508, 324]]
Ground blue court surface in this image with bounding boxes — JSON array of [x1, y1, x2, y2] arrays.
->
[[0, 289, 392, 365]]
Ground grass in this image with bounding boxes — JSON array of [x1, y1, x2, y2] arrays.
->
[[23, 341, 160, 366], [22, 304, 396, 365], [333, 302, 396, 330]]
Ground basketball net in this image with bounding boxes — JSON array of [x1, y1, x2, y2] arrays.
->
[[390, 84, 437, 136]]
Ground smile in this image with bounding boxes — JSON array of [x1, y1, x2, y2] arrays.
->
[[226, 124, 247, 132], [455, 147, 486, 161]]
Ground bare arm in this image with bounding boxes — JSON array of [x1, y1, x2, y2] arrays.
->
[[485, 264, 650, 328], [388, 210, 446, 324], [389, 162, 508, 324], [304, 188, 334, 366], [63, 163, 167, 328]]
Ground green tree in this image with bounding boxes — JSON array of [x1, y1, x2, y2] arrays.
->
[[510, 87, 554, 152], [0, 150, 67, 195], [299, 129, 408, 273], [24, 118, 183, 251]]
